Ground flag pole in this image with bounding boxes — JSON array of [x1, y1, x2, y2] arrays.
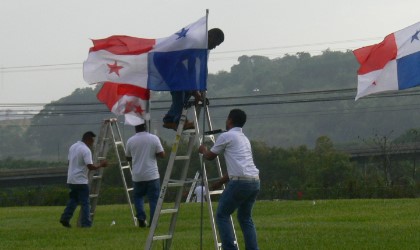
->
[[200, 9, 209, 250]]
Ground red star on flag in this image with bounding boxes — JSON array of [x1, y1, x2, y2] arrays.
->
[[107, 61, 123, 76]]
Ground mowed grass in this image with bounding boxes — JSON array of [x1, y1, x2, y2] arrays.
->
[[1, 199, 420, 249]]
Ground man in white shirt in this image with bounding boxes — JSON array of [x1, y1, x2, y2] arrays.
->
[[199, 109, 260, 250], [194, 184, 206, 202], [60, 131, 108, 228], [126, 122, 165, 227]]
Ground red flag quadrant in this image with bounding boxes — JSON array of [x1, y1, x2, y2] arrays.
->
[[353, 22, 420, 100]]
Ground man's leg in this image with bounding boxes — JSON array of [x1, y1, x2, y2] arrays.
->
[[216, 181, 241, 250], [133, 181, 147, 227], [60, 184, 79, 227], [78, 184, 92, 227], [163, 91, 185, 123], [237, 181, 260, 250], [146, 179, 160, 225]]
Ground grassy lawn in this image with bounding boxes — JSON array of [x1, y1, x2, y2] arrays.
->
[[0, 199, 419, 249]]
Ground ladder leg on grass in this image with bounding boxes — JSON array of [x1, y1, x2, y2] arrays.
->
[[145, 102, 239, 249], [77, 118, 137, 227]]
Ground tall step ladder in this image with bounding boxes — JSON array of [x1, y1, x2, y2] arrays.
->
[[145, 101, 239, 250], [78, 118, 137, 227]]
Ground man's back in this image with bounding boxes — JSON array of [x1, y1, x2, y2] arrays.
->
[[67, 141, 92, 184], [126, 132, 164, 182]]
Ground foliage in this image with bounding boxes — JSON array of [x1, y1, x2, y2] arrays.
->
[[0, 157, 65, 169]]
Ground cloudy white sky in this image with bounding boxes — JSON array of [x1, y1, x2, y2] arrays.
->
[[1, 0, 420, 104]]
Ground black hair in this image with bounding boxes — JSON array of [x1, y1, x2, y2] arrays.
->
[[208, 28, 224, 49], [135, 124, 146, 133], [82, 131, 96, 141], [228, 109, 246, 127]]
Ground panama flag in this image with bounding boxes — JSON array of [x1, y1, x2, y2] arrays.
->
[[83, 16, 208, 124], [354, 22, 420, 100]]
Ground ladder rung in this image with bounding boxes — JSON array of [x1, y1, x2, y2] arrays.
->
[[92, 175, 102, 180], [153, 235, 173, 241], [121, 165, 130, 169], [127, 188, 133, 192], [89, 194, 99, 198], [167, 182, 184, 187], [175, 156, 190, 160], [209, 190, 223, 195], [115, 141, 123, 145], [161, 208, 178, 214], [98, 157, 106, 160]]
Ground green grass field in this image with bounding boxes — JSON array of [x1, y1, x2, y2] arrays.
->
[[1, 199, 420, 249]]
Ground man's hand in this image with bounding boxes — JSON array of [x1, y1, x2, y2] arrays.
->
[[193, 91, 203, 105], [198, 144, 207, 154], [99, 160, 108, 168]]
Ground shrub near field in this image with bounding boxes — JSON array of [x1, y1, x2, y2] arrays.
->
[[0, 199, 420, 250]]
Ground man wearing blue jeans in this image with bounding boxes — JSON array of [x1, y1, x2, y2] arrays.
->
[[60, 131, 108, 228], [199, 109, 260, 250], [126, 122, 165, 227]]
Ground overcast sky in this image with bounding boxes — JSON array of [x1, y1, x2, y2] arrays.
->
[[1, 0, 420, 105]]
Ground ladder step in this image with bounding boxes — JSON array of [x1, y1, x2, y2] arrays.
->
[[115, 141, 123, 145], [153, 235, 173, 241], [121, 165, 130, 170], [89, 194, 99, 198], [98, 157, 106, 160], [175, 156, 190, 160], [92, 175, 102, 180], [167, 182, 184, 187], [161, 208, 178, 214], [127, 187, 133, 192], [209, 190, 223, 195]]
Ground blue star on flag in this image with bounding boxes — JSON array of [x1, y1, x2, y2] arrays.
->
[[175, 28, 189, 40], [411, 30, 420, 43]]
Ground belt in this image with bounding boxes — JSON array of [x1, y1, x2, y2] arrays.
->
[[230, 176, 259, 181]]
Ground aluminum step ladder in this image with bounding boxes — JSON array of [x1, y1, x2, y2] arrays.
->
[[145, 101, 239, 250], [78, 118, 137, 227]]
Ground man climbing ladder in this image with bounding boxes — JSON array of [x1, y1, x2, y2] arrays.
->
[[199, 109, 261, 250]]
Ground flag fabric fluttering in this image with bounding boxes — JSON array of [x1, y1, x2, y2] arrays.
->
[[83, 16, 208, 91], [354, 22, 420, 100], [83, 16, 208, 125], [96, 82, 150, 122]]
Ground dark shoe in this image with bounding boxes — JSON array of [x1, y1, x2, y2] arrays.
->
[[183, 121, 195, 130], [60, 220, 71, 228], [138, 219, 148, 228], [163, 122, 177, 130]]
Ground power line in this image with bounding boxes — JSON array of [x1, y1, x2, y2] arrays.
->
[[0, 37, 380, 74], [3, 87, 420, 128]]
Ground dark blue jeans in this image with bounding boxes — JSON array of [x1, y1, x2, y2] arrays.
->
[[217, 180, 260, 250], [133, 179, 160, 224], [60, 184, 91, 227], [163, 91, 192, 124]]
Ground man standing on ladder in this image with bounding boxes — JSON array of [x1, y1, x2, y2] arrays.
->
[[199, 109, 260, 250], [125, 121, 166, 227], [162, 28, 225, 131], [60, 131, 108, 228]]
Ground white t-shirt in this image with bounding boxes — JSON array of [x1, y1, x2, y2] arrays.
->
[[126, 132, 164, 182], [194, 185, 206, 202], [210, 127, 259, 177], [67, 141, 93, 184]]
